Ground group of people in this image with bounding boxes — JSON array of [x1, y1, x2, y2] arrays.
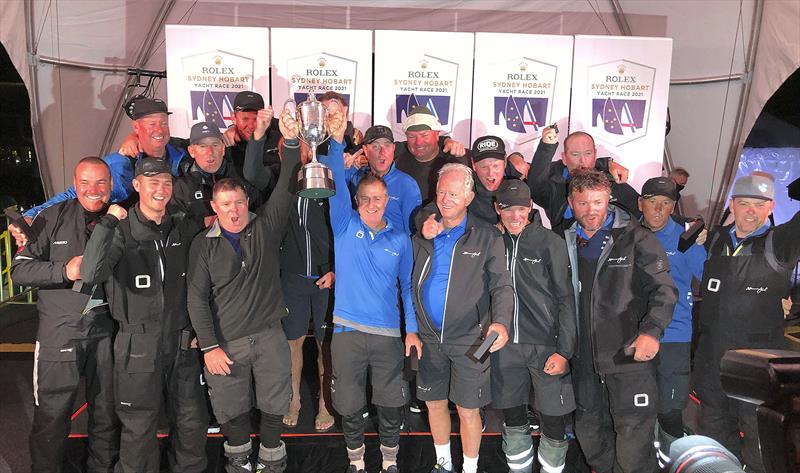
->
[[9, 88, 800, 473]]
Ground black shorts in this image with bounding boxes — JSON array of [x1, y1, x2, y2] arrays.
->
[[417, 341, 491, 409], [281, 272, 332, 342], [490, 343, 576, 415], [655, 341, 691, 413], [330, 330, 408, 416], [204, 327, 292, 424]]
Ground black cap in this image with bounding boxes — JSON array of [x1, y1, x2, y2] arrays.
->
[[126, 97, 171, 120], [233, 91, 264, 111], [189, 122, 223, 144], [641, 177, 678, 201], [495, 179, 531, 209], [472, 135, 506, 162], [363, 125, 394, 144], [135, 158, 171, 177]]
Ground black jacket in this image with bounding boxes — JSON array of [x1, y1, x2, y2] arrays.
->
[[80, 205, 203, 371], [527, 142, 641, 235], [11, 199, 113, 348], [395, 136, 471, 205], [564, 206, 677, 374], [503, 212, 576, 358], [186, 137, 301, 351], [411, 213, 514, 346], [170, 158, 262, 219]]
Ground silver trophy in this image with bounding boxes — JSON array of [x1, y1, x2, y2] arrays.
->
[[284, 95, 336, 198]]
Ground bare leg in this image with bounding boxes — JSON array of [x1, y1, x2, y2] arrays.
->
[[427, 400, 451, 445], [285, 336, 305, 426], [456, 405, 482, 458], [315, 340, 334, 431]]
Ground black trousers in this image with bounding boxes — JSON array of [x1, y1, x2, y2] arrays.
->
[[572, 361, 658, 473], [114, 339, 208, 473], [31, 335, 118, 473]]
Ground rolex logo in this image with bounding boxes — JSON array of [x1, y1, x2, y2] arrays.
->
[[318, 57, 327, 67], [420, 59, 429, 69], [214, 55, 222, 65], [519, 62, 528, 72], [617, 64, 626, 74]]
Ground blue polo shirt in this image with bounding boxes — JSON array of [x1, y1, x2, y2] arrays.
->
[[729, 223, 770, 249], [650, 217, 707, 343], [345, 163, 422, 235], [422, 217, 467, 330]]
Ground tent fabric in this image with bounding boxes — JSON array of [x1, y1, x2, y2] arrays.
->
[[0, 1, 797, 217]]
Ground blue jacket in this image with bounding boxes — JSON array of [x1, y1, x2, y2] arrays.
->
[[345, 164, 422, 235], [323, 139, 417, 336], [25, 144, 186, 218], [651, 217, 706, 343]]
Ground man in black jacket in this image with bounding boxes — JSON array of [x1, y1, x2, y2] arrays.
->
[[11, 157, 119, 473], [563, 170, 677, 473], [490, 179, 577, 473], [187, 109, 301, 473], [413, 163, 514, 473], [79, 158, 208, 473]]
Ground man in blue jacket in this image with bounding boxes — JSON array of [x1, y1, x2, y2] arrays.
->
[[323, 111, 421, 473], [638, 177, 706, 465]]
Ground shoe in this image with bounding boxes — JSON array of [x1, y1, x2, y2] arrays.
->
[[380, 466, 399, 473], [345, 465, 365, 473], [208, 421, 221, 434], [224, 442, 253, 473], [255, 442, 287, 473], [430, 461, 453, 473]]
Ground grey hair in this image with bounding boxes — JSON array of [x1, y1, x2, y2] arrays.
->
[[438, 163, 475, 197]]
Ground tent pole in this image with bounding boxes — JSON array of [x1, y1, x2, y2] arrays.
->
[[24, 0, 53, 196], [609, 0, 632, 36], [98, 0, 176, 157], [708, 0, 764, 225]]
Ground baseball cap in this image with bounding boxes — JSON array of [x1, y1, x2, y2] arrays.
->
[[363, 125, 394, 144], [403, 106, 442, 132], [135, 158, 171, 177], [731, 173, 774, 201], [495, 179, 531, 209], [189, 122, 223, 145], [233, 91, 264, 111], [641, 177, 678, 201], [126, 97, 171, 120], [471, 135, 506, 162]]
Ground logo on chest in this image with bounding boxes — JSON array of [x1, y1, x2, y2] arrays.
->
[[462, 251, 481, 258], [522, 257, 542, 264], [383, 248, 400, 257], [606, 255, 632, 268], [53, 240, 68, 245], [745, 286, 768, 294]]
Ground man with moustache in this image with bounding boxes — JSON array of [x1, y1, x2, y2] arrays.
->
[[11, 157, 120, 473], [346, 125, 422, 234], [322, 111, 420, 473], [636, 177, 707, 465], [490, 179, 576, 473], [79, 158, 208, 473], [413, 163, 513, 473], [693, 173, 800, 472], [563, 169, 676, 473], [186, 109, 302, 473]]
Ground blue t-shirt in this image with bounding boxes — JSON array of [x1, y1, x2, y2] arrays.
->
[[422, 217, 467, 330], [220, 226, 243, 259]]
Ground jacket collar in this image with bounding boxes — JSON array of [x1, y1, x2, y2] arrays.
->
[[205, 211, 257, 238], [130, 205, 173, 241]]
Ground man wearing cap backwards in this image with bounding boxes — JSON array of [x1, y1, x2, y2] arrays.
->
[[11, 157, 120, 473], [412, 163, 513, 473], [79, 157, 209, 473], [170, 121, 262, 226], [13, 98, 187, 239], [636, 176, 707, 465], [490, 179, 577, 473], [394, 106, 469, 204], [563, 169, 676, 473], [319, 108, 419, 473], [346, 125, 422, 234], [508, 130, 640, 235], [693, 173, 800, 472]]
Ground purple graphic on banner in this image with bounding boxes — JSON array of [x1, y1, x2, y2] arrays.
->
[[494, 95, 548, 134], [395, 94, 450, 126], [293, 92, 351, 106], [591, 98, 646, 135], [190, 90, 236, 128]]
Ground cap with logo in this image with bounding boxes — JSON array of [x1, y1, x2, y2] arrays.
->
[[472, 135, 506, 163], [403, 106, 442, 132], [233, 91, 265, 111], [135, 158, 172, 177], [363, 125, 394, 144], [731, 173, 774, 201], [495, 179, 531, 209], [189, 122, 223, 144], [126, 97, 171, 120], [641, 176, 678, 201]]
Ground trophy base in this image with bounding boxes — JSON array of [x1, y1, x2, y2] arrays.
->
[[297, 162, 336, 199]]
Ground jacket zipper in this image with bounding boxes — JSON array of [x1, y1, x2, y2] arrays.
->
[[510, 234, 520, 344], [299, 198, 312, 276], [416, 255, 439, 337]]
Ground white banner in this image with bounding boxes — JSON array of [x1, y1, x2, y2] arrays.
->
[[165, 25, 270, 138], [374, 30, 474, 144], [570, 35, 673, 191], [472, 33, 573, 159], [271, 28, 373, 132]]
